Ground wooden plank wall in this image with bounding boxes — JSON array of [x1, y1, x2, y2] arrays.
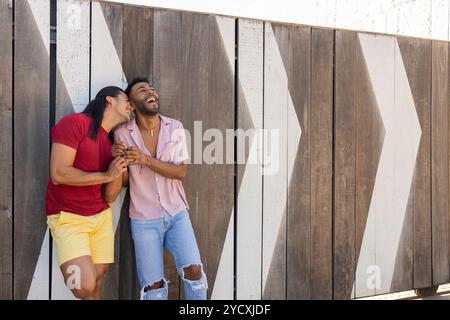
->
[[204, 15, 235, 300], [397, 37, 432, 291], [335, 31, 435, 298], [3, 0, 450, 300], [0, 0, 13, 300], [14, 0, 50, 300], [309, 28, 333, 299], [334, 30, 357, 300], [431, 40, 449, 286]]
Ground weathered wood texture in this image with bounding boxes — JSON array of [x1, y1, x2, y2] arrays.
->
[[0, 0, 13, 300], [4, 1, 450, 300]]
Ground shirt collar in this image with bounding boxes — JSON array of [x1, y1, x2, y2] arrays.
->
[[126, 114, 173, 131]]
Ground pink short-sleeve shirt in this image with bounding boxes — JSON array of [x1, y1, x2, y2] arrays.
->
[[114, 115, 190, 220]]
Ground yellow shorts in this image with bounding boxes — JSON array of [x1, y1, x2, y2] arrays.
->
[[47, 208, 114, 266]]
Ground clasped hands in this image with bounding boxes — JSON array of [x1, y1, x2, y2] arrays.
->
[[111, 141, 148, 166]]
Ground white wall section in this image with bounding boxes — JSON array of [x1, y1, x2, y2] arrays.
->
[[108, 0, 450, 41]]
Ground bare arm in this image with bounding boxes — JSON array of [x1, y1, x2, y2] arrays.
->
[[50, 143, 127, 186], [144, 157, 187, 180], [104, 171, 129, 203], [124, 146, 187, 180]]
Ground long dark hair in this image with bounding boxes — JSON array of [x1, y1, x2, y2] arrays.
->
[[82, 86, 125, 139]]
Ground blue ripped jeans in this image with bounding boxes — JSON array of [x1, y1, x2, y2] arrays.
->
[[130, 209, 208, 300]]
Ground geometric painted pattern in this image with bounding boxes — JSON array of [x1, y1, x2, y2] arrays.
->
[[354, 33, 422, 297], [2, 0, 448, 300]]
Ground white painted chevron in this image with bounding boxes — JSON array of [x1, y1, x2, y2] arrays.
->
[[262, 24, 301, 294], [354, 33, 421, 297]]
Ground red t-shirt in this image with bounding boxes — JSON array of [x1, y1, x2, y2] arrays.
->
[[45, 113, 113, 216]]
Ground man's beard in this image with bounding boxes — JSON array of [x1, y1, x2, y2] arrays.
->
[[135, 100, 159, 116]]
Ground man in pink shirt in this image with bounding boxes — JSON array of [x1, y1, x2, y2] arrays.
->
[[104, 78, 207, 300]]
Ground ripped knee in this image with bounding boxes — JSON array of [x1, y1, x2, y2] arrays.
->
[[180, 264, 208, 292], [182, 264, 203, 281], [143, 279, 164, 292], [140, 278, 168, 300]]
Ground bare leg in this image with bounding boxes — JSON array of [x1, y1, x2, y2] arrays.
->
[[90, 264, 109, 300], [60, 255, 96, 300]]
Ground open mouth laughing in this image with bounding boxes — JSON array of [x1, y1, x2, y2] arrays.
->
[[146, 95, 158, 104]]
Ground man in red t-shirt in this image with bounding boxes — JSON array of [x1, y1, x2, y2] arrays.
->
[[45, 86, 133, 300]]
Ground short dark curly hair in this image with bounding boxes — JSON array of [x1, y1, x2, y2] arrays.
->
[[125, 77, 151, 96]]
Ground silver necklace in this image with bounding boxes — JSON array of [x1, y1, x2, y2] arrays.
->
[[138, 122, 158, 137], [143, 127, 157, 137]]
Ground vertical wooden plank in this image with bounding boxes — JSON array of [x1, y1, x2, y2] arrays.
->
[[390, 41, 415, 294], [334, 30, 356, 300], [120, 4, 154, 300], [432, 40, 449, 285], [262, 22, 288, 299], [448, 40, 450, 286], [123, 5, 153, 82], [397, 37, 432, 290], [50, 0, 90, 300], [354, 33, 386, 298], [388, 35, 420, 294], [152, 9, 182, 300], [207, 15, 235, 300], [236, 18, 263, 300], [283, 24, 311, 300], [91, 1, 124, 299], [179, 12, 210, 300], [310, 27, 333, 300], [14, 0, 50, 300], [0, 0, 13, 301], [354, 33, 374, 298]]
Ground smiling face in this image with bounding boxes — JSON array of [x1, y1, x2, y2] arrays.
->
[[107, 92, 134, 122], [128, 82, 160, 116]]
